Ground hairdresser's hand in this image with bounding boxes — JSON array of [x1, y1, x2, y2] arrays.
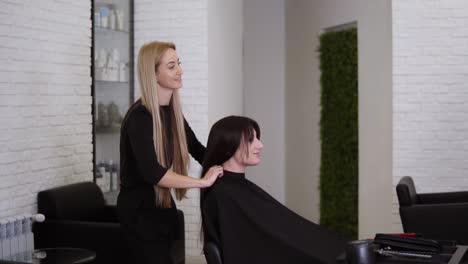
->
[[201, 165, 223, 188]]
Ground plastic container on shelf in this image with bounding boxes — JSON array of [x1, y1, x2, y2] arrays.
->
[[111, 163, 119, 191], [107, 49, 120, 81], [116, 9, 125, 31], [109, 8, 116, 30], [119, 62, 128, 82], [95, 49, 108, 81], [99, 7, 110, 28], [94, 12, 101, 27]]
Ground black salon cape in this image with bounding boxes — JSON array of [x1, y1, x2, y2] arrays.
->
[[201, 170, 349, 264]]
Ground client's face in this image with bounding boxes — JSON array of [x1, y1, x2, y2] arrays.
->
[[234, 130, 264, 167]]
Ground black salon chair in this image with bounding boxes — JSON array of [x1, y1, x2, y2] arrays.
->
[[396, 176, 468, 244], [34, 181, 185, 264], [204, 241, 222, 264]]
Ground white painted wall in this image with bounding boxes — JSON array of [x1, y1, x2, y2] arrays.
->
[[285, 0, 393, 238], [392, 0, 468, 231], [243, 0, 286, 203], [208, 0, 243, 125], [0, 0, 92, 218]]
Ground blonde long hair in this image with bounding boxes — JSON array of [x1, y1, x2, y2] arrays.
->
[[137, 41, 190, 208]]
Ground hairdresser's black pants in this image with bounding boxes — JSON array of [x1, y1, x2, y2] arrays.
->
[[123, 227, 174, 264], [118, 197, 179, 264]]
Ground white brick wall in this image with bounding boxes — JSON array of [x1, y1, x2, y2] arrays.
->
[[0, 0, 92, 217], [134, 0, 208, 256], [393, 0, 468, 231]]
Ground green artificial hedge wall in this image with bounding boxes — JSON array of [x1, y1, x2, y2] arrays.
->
[[319, 27, 358, 239]]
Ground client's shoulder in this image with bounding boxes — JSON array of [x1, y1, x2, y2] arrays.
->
[[204, 180, 232, 199], [208, 179, 226, 193]]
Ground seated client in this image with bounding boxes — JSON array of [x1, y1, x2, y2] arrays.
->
[[200, 116, 349, 264]]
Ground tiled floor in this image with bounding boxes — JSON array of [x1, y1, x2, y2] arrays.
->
[[186, 256, 207, 264]]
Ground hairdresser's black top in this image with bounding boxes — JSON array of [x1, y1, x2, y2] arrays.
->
[[117, 99, 205, 213], [201, 170, 349, 264]]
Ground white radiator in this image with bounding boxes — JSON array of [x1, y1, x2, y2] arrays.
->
[[0, 214, 45, 261]]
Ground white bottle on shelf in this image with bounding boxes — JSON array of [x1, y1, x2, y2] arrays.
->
[[108, 160, 114, 191], [109, 8, 116, 30], [108, 49, 120, 81], [96, 49, 107, 68], [103, 160, 112, 192], [95, 49, 108, 81], [119, 62, 128, 82], [110, 161, 119, 191], [6, 218, 16, 256], [112, 168, 119, 191], [116, 9, 125, 31], [94, 12, 101, 27], [97, 161, 105, 190], [99, 7, 109, 28]]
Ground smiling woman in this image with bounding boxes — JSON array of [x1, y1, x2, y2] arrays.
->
[[155, 48, 184, 103], [200, 116, 349, 264], [116, 41, 223, 264]]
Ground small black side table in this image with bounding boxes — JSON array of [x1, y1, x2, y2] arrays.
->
[[0, 247, 96, 264]]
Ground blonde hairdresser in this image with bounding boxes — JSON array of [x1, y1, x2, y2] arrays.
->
[[117, 41, 222, 264]]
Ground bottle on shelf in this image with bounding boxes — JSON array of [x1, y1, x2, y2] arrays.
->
[[95, 47, 129, 83], [110, 49, 120, 81], [100, 161, 111, 193], [96, 161, 104, 190], [97, 102, 109, 128], [107, 160, 114, 192], [110, 162, 119, 191], [95, 49, 108, 81], [99, 7, 110, 28], [119, 62, 128, 82], [107, 101, 121, 127], [108, 8, 116, 30], [116, 9, 125, 31], [97, 5, 125, 31], [94, 12, 101, 27]]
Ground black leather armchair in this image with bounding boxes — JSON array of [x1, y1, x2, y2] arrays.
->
[[34, 182, 185, 264], [396, 176, 468, 244]]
